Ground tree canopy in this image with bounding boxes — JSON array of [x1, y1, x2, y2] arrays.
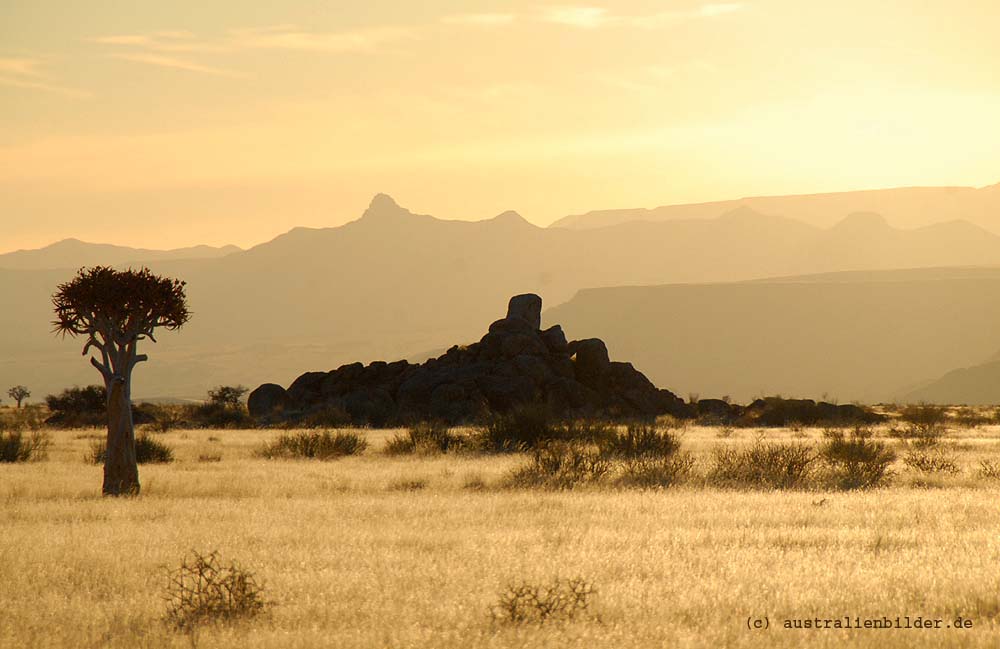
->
[[52, 266, 189, 381]]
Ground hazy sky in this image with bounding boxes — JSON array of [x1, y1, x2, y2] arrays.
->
[[2, 0, 999, 253]]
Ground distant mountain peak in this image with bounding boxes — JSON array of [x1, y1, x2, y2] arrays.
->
[[360, 193, 415, 223], [832, 212, 890, 231], [491, 210, 530, 226], [369, 193, 400, 211], [52, 237, 86, 247]]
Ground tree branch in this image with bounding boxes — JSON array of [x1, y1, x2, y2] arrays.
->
[[82, 337, 105, 356], [90, 356, 112, 381]]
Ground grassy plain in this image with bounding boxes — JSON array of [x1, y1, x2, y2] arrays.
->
[[2, 423, 1000, 649]]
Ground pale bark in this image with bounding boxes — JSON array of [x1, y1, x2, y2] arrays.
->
[[102, 376, 139, 496], [92, 330, 144, 497]]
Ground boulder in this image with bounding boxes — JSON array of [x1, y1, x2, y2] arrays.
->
[[540, 325, 568, 354], [506, 293, 542, 330], [570, 338, 611, 383], [248, 383, 291, 417]]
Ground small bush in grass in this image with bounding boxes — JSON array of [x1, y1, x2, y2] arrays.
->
[[614, 453, 695, 488], [561, 419, 618, 444], [256, 430, 367, 460], [144, 404, 187, 433], [479, 403, 560, 452], [953, 407, 990, 429], [978, 460, 1000, 480], [655, 413, 689, 430], [164, 550, 267, 631], [886, 422, 945, 449], [0, 404, 46, 432], [505, 442, 610, 489], [387, 478, 428, 491], [598, 423, 681, 458], [710, 439, 816, 489], [899, 404, 948, 427], [819, 427, 895, 489], [87, 433, 174, 464], [490, 577, 595, 624], [903, 449, 959, 475], [0, 430, 50, 463], [463, 473, 487, 490], [384, 421, 456, 455], [185, 402, 253, 429]]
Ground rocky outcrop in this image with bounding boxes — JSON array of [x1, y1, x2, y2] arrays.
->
[[693, 396, 884, 426], [249, 294, 689, 424]]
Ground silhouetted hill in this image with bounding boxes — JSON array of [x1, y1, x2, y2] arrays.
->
[[553, 183, 1000, 233], [904, 355, 1000, 405], [545, 270, 1000, 403], [4, 194, 1000, 401], [0, 238, 241, 270]]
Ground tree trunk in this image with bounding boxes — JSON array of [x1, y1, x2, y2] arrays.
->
[[102, 376, 139, 496]]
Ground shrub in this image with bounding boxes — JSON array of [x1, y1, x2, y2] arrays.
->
[[164, 550, 267, 631], [710, 439, 816, 489], [953, 407, 990, 429], [463, 473, 487, 490], [978, 460, 1000, 480], [598, 423, 681, 458], [899, 404, 949, 427], [142, 404, 187, 433], [561, 419, 618, 443], [886, 422, 944, 448], [614, 453, 695, 488], [387, 478, 428, 491], [256, 430, 367, 460], [903, 449, 960, 475], [0, 430, 50, 463], [44, 385, 106, 427], [478, 403, 560, 452], [185, 402, 253, 429], [819, 427, 895, 489], [207, 385, 249, 408], [0, 404, 46, 432], [384, 421, 456, 455], [490, 577, 595, 624], [654, 414, 688, 430], [505, 442, 610, 489], [88, 433, 174, 464]]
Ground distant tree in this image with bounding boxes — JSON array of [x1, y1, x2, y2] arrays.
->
[[8, 385, 31, 408], [52, 267, 189, 496], [208, 385, 249, 408]]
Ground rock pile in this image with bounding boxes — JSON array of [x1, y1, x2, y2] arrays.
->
[[249, 294, 688, 424]]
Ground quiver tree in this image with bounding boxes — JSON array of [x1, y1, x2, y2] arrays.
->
[[52, 266, 189, 496], [7, 385, 30, 408]]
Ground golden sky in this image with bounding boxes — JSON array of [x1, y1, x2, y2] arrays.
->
[[2, 0, 999, 252]]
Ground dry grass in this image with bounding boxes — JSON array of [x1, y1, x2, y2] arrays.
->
[[2, 424, 1000, 648]]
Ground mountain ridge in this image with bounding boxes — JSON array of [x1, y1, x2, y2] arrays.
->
[[4, 193, 1000, 403], [552, 183, 1000, 232], [0, 238, 242, 271]]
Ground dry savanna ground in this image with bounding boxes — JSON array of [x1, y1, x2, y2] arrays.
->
[[2, 416, 1000, 649]]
